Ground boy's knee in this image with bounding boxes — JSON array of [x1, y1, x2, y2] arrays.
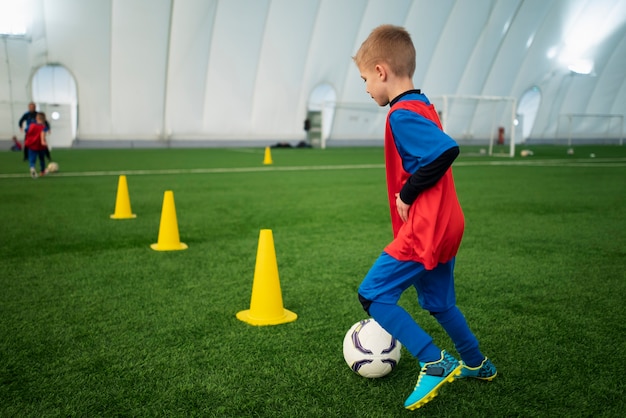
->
[[429, 306, 453, 320], [428, 308, 450, 318], [358, 293, 373, 315]]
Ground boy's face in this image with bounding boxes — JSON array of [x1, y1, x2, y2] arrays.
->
[[359, 63, 389, 107]]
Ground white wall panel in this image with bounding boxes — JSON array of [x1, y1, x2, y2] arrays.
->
[[503, 0, 554, 105], [582, 11, 626, 115], [404, 0, 455, 87], [606, 33, 626, 116], [298, 1, 363, 118], [0, 39, 30, 102], [109, 0, 170, 138], [509, 1, 572, 138], [202, 0, 270, 138], [111, 0, 170, 138], [340, 0, 412, 104], [0, 39, 32, 135], [1, 0, 625, 144], [42, 0, 112, 138], [422, 0, 492, 94], [165, 0, 217, 137], [456, 0, 521, 96], [249, 0, 318, 139]]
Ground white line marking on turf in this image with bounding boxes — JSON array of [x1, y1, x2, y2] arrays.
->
[[0, 164, 385, 179], [1, 158, 625, 179]]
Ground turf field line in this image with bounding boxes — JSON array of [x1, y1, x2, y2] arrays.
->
[[1, 158, 625, 180], [455, 157, 626, 167], [0, 164, 385, 179]]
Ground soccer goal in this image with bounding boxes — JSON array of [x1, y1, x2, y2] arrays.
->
[[556, 114, 624, 146], [431, 95, 517, 157], [325, 95, 517, 155], [325, 102, 387, 148]]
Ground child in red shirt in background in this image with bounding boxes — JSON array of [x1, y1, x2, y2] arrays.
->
[[24, 112, 48, 179]]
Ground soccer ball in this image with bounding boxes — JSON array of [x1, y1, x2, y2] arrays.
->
[[47, 162, 59, 173], [520, 149, 534, 157], [343, 318, 402, 378]]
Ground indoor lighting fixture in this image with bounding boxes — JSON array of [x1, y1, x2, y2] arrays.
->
[[568, 59, 594, 75]]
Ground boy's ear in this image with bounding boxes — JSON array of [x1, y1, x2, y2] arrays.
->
[[375, 64, 388, 81]]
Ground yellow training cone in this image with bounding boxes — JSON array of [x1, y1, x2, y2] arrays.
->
[[150, 190, 188, 251], [110, 175, 136, 219], [237, 229, 297, 326], [263, 146, 273, 165]]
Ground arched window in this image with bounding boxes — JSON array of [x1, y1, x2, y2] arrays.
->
[[32, 64, 78, 146], [517, 87, 541, 142], [307, 83, 336, 148]]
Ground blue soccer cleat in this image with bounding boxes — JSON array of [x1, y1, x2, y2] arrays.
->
[[404, 350, 462, 410], [456, 357, 497, 381]]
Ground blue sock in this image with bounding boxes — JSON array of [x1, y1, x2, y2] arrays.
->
[[431, 306, 484, 367], [369, 301, 442, 363]]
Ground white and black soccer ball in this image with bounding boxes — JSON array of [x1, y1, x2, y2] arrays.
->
[[47, 162, 59, 173], [343, 318, 402, 378]]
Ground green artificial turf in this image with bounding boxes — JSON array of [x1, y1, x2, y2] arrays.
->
[[0, 145, 625, 417]]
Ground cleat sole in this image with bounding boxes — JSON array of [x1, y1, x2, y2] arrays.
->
[[405, 366, 462, 410]]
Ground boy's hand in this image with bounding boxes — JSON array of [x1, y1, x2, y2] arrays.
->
[[395, 193, 410, 223]]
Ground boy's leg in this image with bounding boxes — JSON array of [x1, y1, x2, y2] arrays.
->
[[416, 259, 495, 379], [38, 150, 47, 173], [358, 252, 441, 362], [415, 259, 483, 366], [368, 302, 441, 362], [358, 252, 461, 410], [28, 149, 38, 178], [431, 306, 483, 367]]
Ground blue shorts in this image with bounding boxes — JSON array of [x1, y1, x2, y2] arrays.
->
[[358, 252, 456, 312]]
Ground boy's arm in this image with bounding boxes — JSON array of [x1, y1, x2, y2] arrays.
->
[[40, 131, 47, 146], [398, 146, 459, 205]]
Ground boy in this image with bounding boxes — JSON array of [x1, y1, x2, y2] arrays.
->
[[11, 136, 23, 152], [352, 25, 496, 410], [24, 112, 48, 178], [19, 102, 51, 162]]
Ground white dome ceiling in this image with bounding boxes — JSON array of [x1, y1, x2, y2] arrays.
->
[[1, 0, 625, 145]]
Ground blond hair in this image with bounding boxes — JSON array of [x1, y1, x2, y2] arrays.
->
[[353, 25, 416, 78]]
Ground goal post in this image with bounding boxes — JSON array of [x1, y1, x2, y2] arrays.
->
[[556, 114, 624, 146], [324, 95, 517, 155], [325, 101, 387, 148], [431, 95, 517, 157]]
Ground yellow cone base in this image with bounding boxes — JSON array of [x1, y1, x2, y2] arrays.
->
[[110, 175, 136, 219], [263, 146, 273, 165], [150, 242, 188, 251], [236, 308, 297, 326], [237, 229, 297, 326], [110, 213, 136, 219], [151, 190, 187, 252]]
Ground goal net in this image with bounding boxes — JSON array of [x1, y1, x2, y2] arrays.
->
[[325, 102, 387, 147], [556, 114, 624, 146], [0, 100, 28, 138], [324, 95, 516, 156], [430, 95, 517, 157]]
